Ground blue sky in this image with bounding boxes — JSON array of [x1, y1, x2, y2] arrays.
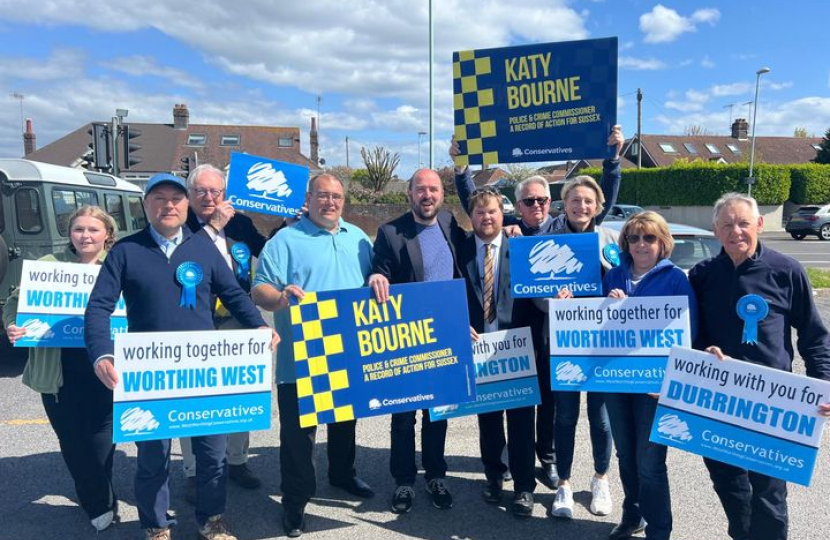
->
[[1, 1, 828, 178]]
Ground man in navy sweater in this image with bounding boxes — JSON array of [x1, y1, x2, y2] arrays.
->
[[86, 173, 277, 540], [690, 192, 830, 540]]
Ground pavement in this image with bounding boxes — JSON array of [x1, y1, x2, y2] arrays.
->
[[2, 296, 830, 540]]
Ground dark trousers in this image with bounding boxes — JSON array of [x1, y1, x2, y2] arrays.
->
[[41, 363, 115, 519], [606, 393, 671, 540], [277, 384, 357, 510], [390, 410, 447, 485], [704, 458, 788, 540], [554, 390, 612, 480], [534, 352, 556, 467], [478, 406, 536, 493], [136, 435, 227, 529]]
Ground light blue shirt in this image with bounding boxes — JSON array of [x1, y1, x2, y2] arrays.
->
[[148, 225, 183, 259], [253, 217, 373, 383]]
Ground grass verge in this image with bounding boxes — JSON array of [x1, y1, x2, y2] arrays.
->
[[807, 267, 830, 289]]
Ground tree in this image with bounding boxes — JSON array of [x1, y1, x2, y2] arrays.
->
[[436, 166, 457, 195], [326, 165, 353, 185], [815, 128, 830, 164], [793, 127, 813, 138], [360, 146, 400, 193], [505, 163, 536, 182], [684, 124, 714, 136]]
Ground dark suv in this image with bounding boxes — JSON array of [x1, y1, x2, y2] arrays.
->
[[785, 204, 830, 240]]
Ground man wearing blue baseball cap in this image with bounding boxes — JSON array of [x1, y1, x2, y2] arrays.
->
[[86, 172, 279, 540]]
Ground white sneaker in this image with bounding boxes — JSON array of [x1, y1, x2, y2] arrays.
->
[[90, 509, 114, 531], [590, 476, 613, 516], [551, 485, 574, 519]]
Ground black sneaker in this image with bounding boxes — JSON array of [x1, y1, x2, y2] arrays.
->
[[425, 479, 453, 510], [391, 485, 415, 514]]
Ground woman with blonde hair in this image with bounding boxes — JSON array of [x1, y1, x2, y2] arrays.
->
[[602, 211, 697, 540], [3, 205, 119, 531]]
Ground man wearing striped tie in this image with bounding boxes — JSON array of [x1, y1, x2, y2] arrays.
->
[[458, 188, 538, 517]]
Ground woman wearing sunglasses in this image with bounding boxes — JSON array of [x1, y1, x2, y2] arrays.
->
[[548, 176, 619, 520], [601, 211, 697, 540]]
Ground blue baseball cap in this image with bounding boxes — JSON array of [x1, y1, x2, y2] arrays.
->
[[145, 173, 187, 196]]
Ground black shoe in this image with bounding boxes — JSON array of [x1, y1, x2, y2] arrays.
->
[[425, 479, 453, 510], [481, 480, 503, 504], [330, 476, 375, 498], [502, 469, 512, 482], [229, 463, 262, 489], [540, 464, 559, 488], [185, 477, 197, 505], [608, 519, 647, 540], [391, 485, 415, 514], [511, 491, 534, 518], [282, 506, 306, 538]]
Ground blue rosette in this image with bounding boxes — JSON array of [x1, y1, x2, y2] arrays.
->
[[602, 243, 621, 267], [176, 262, 203, 309], [736, 294, 769, 345], [230, 242, 252, 285]]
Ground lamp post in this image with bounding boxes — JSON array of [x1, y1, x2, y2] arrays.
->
[[747, 67, 770, 197], [417, 131, 427, 168]]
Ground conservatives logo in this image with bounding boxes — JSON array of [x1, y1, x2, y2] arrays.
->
[[512, 148, 524, 157], [555, 361, 587, 385], [368, 399, 382, 410], [120, 407, 160, 436], [245, 162, 293, 200], [20, 319, 55, 340], [657, 413, 693, 443], [529, 239, 584, 281]]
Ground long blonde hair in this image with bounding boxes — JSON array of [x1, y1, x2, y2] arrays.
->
[[67, 205, 117, 253]]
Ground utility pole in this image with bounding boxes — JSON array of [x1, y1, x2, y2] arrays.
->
[[428, 0, 434, 168], [636, 88, 642, 169], [723, 103, 736, 131], [345, 136, 350, 169]]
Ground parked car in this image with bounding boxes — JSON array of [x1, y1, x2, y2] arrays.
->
[[602, 220, 722, 272], [785, 204, 830, 240], [549, 201, 644, 221], [502, 196, 515, 215]]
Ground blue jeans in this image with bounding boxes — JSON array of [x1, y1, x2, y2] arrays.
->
[[554, 391, 611, 480], [606, 393, 671, 540]]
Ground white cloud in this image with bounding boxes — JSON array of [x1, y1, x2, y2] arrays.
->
[[665, 89, 710, 112], [701, 55, 715, 69], [639, 5, 720, 43], [711, 82, 752, 97], [104, 56, 202, 90], [0, 49, 85, 80], [619, 56, 667, 70]]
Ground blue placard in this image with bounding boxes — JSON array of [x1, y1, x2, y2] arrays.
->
[[288, 280, 476, 427], [15, 313, 128, 347], [429, 327, 540, 421], [509, 233, 601, 298], [226, 151, 308, 217], [453, 37, 617, 166]]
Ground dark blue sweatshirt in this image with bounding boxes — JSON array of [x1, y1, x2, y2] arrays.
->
[[689, 243, 830, 379], [85, 226, 265, 361]]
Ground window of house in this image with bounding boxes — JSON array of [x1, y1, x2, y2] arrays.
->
[[683, 143, 698, 154], [220, 135, 240, 146], [128, 195, 147, 230], [278, 137, 294, 147], [16, 188, 43, 234], [104, 194, 127, 232], [658, 143, 677, 153], [705, 143, 721, 154], [187, 134, 207, 146], [726, 144, 741, 154], [51, 189, 98, 235]]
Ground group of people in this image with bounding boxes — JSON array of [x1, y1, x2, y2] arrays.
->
[[4, 124, 830, 540]]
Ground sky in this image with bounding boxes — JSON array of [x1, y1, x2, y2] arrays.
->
[[1, 0, 828, 178]]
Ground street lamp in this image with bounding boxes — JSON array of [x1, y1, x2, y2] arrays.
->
[[747, 67, 770, 197], [417, 131, 427, 169]]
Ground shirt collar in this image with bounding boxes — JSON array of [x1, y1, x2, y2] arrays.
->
[[475, 232, 503, 254], [297, 215, 347, 235], [149, 225, 183, 247]]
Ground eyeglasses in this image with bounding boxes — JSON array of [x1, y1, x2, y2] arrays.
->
[[192, 188, 224, 198], [520, 197, 549, 207], [626, 234, 659, 245], [313, 192, 344, 202]]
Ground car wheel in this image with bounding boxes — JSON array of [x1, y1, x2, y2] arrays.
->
[[790, 233, 807, 240], [820, 225, 830, 241]]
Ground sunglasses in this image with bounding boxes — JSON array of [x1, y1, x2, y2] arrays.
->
[[521, 197, 549, 207], [626, 234, 659, 245]]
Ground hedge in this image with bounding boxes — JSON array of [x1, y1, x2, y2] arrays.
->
[[789, 164, 830, 204], [579, 162, 791, 206]]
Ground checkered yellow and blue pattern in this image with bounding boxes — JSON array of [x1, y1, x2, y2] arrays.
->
[[453, 50, 499, 167], [289, 292, 355, 427]]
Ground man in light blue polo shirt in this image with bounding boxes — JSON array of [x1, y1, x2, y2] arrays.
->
[[252, 173, 374, 538]]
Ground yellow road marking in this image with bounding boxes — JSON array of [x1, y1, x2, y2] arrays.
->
[[3, 418, 49, 425]]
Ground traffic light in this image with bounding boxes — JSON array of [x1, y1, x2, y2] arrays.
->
[[122, 125, 142, 169], [87, 122, 111, 171], [180, 155, 194, 178]]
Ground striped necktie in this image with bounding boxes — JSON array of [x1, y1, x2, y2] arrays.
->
[[483, 243, 495, 324]]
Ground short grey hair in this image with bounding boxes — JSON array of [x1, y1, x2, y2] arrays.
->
[[713, 192, 760, 225], [187, 164, 226, 189], [307, 173, 345, 193], [515, 176, 550, 201]]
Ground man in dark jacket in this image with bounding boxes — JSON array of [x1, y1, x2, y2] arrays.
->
[[690, 192, 830, 540]]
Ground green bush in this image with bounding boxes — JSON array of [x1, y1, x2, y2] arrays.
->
[[789, 164, 830, 204], [580, 162, 790, 206]]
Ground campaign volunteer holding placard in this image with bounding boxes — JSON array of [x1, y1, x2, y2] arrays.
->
[[3, 205, 120, 532], [601, 211, 697, 540], [689, 193, 830, 540]]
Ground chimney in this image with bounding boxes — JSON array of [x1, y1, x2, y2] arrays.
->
[[731, 118, 749, 140], [310, 117, 319, 165], [173, 103, 189, 129], [23, 118, 36, 156]]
